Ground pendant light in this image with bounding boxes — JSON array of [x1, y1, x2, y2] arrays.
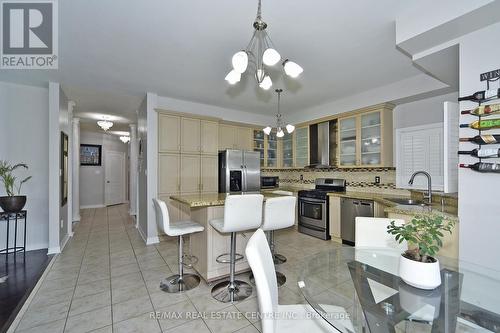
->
[[224, 0, 303, 89], [264, 89, 294, 136]]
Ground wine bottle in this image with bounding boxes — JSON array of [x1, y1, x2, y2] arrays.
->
[[461, 103, 500, 116], [458, 148, 500, 158], [458, 88, 500, 102], [459, 162, 500, 173], [460, 135, 500, 144], [460, 118, 500, 130]]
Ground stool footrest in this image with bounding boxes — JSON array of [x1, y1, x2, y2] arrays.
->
[[216, 252, 244, 264], [182, 254, 198, 268]]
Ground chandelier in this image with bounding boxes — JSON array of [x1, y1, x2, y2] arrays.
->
[[97, 117, 113, 131], [224, 0, 303, 89], [119, 135, 130, 143], [263, 89, 294, 137]]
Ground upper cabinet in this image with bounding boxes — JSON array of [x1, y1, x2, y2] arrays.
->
[[218, 124, 253, 151], [181, 118, 201, 154], [266, 130, 278, 168], [337, 106, 393, 168], [253, 129, 265, 167], [159, 114, 181, 153], [159, 113, 218, 156], [295, 126, 309, 168], [281, 132, 294, 168], [201, 120, 219, 155]]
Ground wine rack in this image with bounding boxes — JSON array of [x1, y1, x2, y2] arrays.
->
[[459, 78, 500, 173]]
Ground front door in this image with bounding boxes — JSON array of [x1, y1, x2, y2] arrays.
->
[[105, 151, 125, 206]]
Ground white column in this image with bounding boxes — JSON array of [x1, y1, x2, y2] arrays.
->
[[129, 123, 138, 217], [72, 117, 81, 221]]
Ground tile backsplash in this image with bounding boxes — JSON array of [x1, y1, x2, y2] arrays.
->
[[262, 167, 410, 196]]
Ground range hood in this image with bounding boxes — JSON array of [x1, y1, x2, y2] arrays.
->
[[307, 121, 336, 169]]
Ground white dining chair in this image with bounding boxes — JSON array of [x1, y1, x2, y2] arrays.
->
[[355, 217, 407, 250], [246, 229, 353, 333]]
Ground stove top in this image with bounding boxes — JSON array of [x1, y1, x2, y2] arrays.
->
[[298, 178, 346, 200]]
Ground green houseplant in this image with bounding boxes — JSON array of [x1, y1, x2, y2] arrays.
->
[[387, 215, 456, 289], [0, 161, 32, 213]]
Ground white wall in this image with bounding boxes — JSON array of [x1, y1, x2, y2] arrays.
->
[[393, 92, 458, 130], [80, 131, 129, 208], [0, 81, 50, 251], [59, 88, 70, 245], [458, 22, 500, 272], [137, 96, 149, 242]]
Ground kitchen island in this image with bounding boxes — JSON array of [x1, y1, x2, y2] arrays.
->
[[169, 192, 289, 282]]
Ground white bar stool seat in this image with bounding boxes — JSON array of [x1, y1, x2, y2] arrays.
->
[[210, 194, 263, 303], [153, 198, 204, 293], [250, 196, 296, 287]]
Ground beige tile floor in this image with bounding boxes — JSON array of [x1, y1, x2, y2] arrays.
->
[[12, 204, 353, 333]]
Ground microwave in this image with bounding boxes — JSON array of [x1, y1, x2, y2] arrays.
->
[[261, 176, 279, 189]]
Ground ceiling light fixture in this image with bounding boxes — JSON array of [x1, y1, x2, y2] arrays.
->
[[119, 135, 130, 143], [225, 0, 303, 89], [97, 117, 113, 131], [264, 89, 294, 137]]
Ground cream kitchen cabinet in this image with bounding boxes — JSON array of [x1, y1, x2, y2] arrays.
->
[[201, 155, 218, 193], [158, 153, 180, 193], [201, 120, 219, 155], [337, 106, 393, 168], [294, 126, 309, 168], [218, 124, 253, 151], [181, 118, 201, 154], [180, 154, 201, 193], [158, 114, 181, 153]]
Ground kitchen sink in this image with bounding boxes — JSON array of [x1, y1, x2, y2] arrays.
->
[[383, 198, 430, 206]]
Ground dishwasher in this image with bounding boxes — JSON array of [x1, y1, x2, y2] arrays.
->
[[340, 198, 374, 246]]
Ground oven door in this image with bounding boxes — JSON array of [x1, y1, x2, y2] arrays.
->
[[298, 197, 327, 229]]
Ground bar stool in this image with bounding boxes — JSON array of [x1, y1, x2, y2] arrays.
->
[[210, 194, 264, 303], [153, 198, 204, 293], [250, 196, 296, 287]]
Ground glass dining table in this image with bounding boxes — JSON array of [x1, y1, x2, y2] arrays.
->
[[297, 247, 500, 333]]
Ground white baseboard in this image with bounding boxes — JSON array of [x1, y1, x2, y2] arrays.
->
[[146, 236, 160, 245], [25, 243, 49, 252], [60, 234, 70, 251], [80, 204, 105, 209], [47, 246, 61, 254]]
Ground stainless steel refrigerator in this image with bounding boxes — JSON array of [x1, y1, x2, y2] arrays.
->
[[218, 150, 261, 193]]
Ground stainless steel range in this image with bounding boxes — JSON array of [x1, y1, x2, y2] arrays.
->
[[298, 178, 346, 240]]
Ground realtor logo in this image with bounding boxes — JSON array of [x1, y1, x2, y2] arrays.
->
[[1, 0, 58, 69]]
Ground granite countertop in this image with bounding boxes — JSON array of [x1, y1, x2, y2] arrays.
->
[[170, 191, 290, 208], [327, 191, 458, 222]]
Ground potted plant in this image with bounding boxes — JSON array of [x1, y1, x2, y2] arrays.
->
[[0, 161, 32, 213], [387, 215, 456, 290]]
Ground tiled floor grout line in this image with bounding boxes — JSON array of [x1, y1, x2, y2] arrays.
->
[[106, 207, 114, 332], [118, 206, 164, 331], [62, 208, 94, 333]]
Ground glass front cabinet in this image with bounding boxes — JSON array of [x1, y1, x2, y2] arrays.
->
[[337, 105, 393, 168], [281, 132, 294, 168], [294, 126, 309, 168]]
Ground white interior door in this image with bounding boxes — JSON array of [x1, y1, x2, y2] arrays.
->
[[105, 151, 125, 206]]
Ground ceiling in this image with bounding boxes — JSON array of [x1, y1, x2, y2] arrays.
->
[[0, 0, 427, 121]]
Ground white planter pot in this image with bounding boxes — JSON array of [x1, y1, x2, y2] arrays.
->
[[399, 254, 441, 290]]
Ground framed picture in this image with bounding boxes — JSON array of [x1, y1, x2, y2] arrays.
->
[[61, 132, 69, 206], [80, 144, 102, 166]]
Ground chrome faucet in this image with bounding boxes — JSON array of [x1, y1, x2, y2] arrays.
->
[[408, 171, 432, 204]]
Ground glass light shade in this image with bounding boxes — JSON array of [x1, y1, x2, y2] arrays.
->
[[97, 120, 113, 131], [263, 126, 272, 135], [286, 124, 295, 133], [283, 60, 303, 78], [232, 51, 248, 73], [263, 48, 281, 66], [259, 75, 272, 90], [120, 136, 130, 143], [225, 70, 241, 85], [276, 128, 285, 138], [255, 69, 265, 83]]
